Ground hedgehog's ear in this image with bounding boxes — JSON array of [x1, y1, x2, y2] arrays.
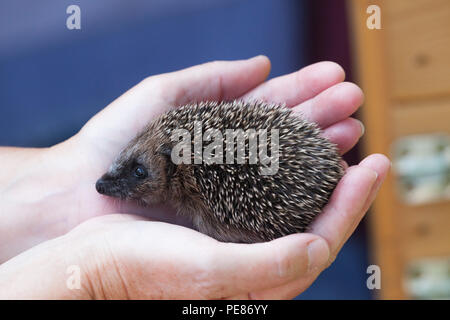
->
[[158, 143, 172, 158], [158, 144, 176, 177]]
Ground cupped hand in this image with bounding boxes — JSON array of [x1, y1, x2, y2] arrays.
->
[[0, 152, 388, 300], [52, 56, 370, 228], [0, 56, 391, 299], [5, 56, 375, 262], [0, 214, 328, 299]]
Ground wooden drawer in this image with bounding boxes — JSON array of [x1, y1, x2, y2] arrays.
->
[[384, 0, 450, 100], [390, 99, 450, 137], [398, 203, 450, 260], [389, 101, 450, 260]]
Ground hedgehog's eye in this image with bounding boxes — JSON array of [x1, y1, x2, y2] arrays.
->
[[133, 165, 148, 179]]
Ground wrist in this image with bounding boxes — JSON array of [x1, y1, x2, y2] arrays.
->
[[0, 139, 83, 262]]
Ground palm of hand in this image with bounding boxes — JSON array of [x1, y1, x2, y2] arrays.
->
[[67, 57, 366, 229]]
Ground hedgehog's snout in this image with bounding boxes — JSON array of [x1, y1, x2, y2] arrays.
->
[[95, 178, 109, 195], [96, 173, 123, 197]]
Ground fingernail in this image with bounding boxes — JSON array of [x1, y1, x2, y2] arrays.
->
[[307, 239, 330, 273], [356, 119, 365, 137], [371, 170, 378, 183]]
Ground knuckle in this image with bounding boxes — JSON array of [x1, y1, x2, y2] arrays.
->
[[140, 74, 157, 86], [326, 252, 338, 268], [207, 60, 223, 68], [139, 75, 166, 95]]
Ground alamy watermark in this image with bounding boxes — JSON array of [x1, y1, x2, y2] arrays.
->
[[66, 5, 81, 30], [65, 4, 381, 31], [366, 264, 381, 290], [170, 121, 280, 176], [366, 5, 381, 30]]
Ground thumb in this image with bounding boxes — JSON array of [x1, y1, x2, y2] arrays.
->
[[208, 233, 330, 298]]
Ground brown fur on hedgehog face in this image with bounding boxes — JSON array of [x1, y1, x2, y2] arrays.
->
[[96, 122, 201, 212], [95, 125, 175, 205]]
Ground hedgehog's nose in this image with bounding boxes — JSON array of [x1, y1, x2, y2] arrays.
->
[[95, 179, 109, 195]]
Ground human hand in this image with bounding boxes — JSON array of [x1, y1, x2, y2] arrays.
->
[[0, 56, 390, 299], [0, 214, 330, 299], [1, 56, 371, 261], [0, 152, 387, 300], [58, 55, 371, 225]]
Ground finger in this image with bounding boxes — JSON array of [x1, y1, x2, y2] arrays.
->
[[359, 154, 391, 213], [241, 61, 345, 107], [309, 165, 378, 260], [209, 234, 330, 298], [157, 55, 271, 106], [293, 82, 364, 128], [340, 154, 391, 245], [242, 271, 319, 300], [321, 118, 364, 155]]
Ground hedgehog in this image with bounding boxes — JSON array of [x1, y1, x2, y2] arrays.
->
[[95, 100, 344, 243]]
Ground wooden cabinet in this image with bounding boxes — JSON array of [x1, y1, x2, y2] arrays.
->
[[348, 0, 450, 299], [385, 0, 450, 99]]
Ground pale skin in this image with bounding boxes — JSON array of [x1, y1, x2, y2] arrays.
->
[[0, 56, 390, 299]]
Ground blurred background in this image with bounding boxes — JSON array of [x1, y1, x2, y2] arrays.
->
[[0, 0, 449, 299]]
